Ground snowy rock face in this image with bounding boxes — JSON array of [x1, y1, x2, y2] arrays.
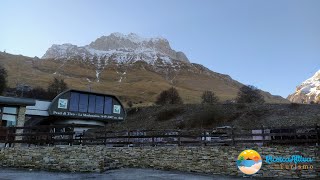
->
[[288, 70, 320, 103], [42, 33, 190, 64]]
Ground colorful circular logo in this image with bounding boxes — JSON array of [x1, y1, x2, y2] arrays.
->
[[237, 149, 262, 175]]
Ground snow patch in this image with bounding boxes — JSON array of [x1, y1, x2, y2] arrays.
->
[[96, 70, 100, 82]]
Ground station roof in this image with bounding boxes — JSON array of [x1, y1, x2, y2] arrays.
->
[[0, 96, 36, 106]]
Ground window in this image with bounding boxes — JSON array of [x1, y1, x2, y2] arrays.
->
[[69, 92, 80, 112], [79, 94, 89, 112], [95, 96, 104, 114], [3, 107, 17, 114], [104, 97, 112, 114], [0, 106, 18, 127], [88, 95, 96, 113]]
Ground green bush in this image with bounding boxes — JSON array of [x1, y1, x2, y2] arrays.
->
[[236, 103, 247, 109], [289, 103, 300, 109], [156, 107, 184, 121], [188, 106, 227, 128]]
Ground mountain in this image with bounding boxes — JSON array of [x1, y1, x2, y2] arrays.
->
[[1, 33, 288, 105], [288, 70, 320, 103], [43, 32, 189, 63]]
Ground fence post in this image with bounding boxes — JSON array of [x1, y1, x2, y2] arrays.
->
[[128, 131, 130, 147], [104, 131, 107, 146], [70, 124, 74, 146], [152, 137, 155, 147], [261, 125, 264, 146], [82, 130, 85, 146], [316, 124, 319, 146], [178, 130, 181, 146], [231, 126, 235, 146], [203, 130, 207, 146]]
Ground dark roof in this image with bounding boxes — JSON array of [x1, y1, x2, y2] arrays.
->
[[0, 96, 36, 106], [52, 89, 125, 107]]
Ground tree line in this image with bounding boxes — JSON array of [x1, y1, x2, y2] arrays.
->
[[0, 65, 68, 100], [150, 85, 266, 106]]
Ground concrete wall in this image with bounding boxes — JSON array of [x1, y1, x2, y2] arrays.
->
[[0, 146, 319, 178]]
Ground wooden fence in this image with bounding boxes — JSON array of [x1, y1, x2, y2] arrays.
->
[[0, 124, 319, 147]]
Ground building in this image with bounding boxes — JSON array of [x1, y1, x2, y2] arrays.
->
[[0, 89, 126, 132]]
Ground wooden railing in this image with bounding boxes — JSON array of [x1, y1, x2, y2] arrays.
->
[[0, 124, 319, 147]]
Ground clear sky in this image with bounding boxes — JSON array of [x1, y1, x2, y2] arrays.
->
[[1, 0, 320, 98]]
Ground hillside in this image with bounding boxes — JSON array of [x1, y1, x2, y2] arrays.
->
[[106, 104, 320, 131], [0, 33, 289, 105]]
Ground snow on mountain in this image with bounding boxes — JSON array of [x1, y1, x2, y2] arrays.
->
[[288, 70, 320, 103], [42, 33, 190, 65]]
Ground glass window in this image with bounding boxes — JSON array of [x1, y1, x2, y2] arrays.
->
[[95, 96, 104, 114], [88, 95, 96, 113], [79, 94, 89, 112], [69, 92, 80, 112], [2, 114, 17, 122], [3, 107, 17, 114], [104, 97, 112, 114], [6, 121, 16, 127]]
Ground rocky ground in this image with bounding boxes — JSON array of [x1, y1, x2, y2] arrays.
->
[[105, 103, 320, 131]]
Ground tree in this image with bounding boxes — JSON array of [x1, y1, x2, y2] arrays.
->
[[47, 77, 68, 99], [127, 101, 133, 108], [156, 87, 183, 105], [24, 87, 52, 100], [201, 90, 219, 104], [236, 85, 265, 104], [0, 65, 7, 95]]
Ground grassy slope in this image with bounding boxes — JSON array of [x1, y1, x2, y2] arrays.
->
[[106, 104, 320, 131], [0, 52, 289, 105]]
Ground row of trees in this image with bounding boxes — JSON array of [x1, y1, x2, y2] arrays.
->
[[154, 85, 265, 106], [0, 65, 7, 95], [22, 77, 68, 100], [0, 64, 68, 99]]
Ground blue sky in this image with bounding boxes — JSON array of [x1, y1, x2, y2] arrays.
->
[[1, 0, 320, 98]]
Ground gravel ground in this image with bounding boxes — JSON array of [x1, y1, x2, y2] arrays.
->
[[0, 168, 248, 180]]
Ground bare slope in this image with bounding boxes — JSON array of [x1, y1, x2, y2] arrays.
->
[[0, 51, 288, 104], [106, 104, 320, 131]]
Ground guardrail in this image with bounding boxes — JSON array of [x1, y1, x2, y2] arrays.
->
[[0, 124, 319, 147]]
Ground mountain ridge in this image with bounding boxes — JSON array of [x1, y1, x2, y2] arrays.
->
[[0, 33, 289, 105], [42, 32, 190, 64]]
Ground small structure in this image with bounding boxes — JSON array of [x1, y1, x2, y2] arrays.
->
[[26, 89, 126, 132], [0, 96, 35, 127], [0, 89, 125, 134], [0, 96, 36, 143]]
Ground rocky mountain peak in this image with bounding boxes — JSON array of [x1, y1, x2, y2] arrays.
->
[[288, 70, 320, 103], [42, 33, 189, 64]]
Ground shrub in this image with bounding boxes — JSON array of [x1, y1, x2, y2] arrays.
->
[[0, 65, 7, 95], [23, 86, 52, 100], [236, 85, 265, 104], [201, 90, 219, 104], [47, 77, 68, 99], [289, 103, 300, 109], [126, 107, 141, 116], [155, 87, 183, 105], [188, 105, 227, 128], [156, 107, 184, 121], [236, 103, 247, 109], [127, 101, 133, 108]]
